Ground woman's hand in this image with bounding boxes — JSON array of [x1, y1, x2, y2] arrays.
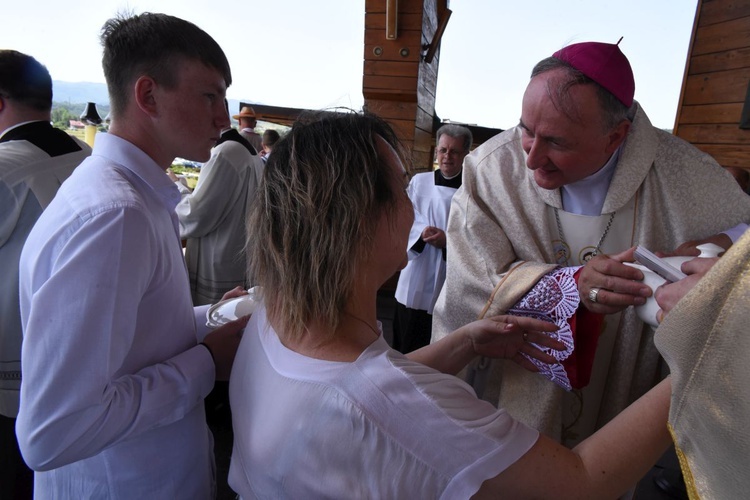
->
[[407, 315, 563, 375], [219, 286, 248, 302], [462, 315, 564, 372]]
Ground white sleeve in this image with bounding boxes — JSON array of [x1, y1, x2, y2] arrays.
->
[[723, 223, 749, 243]]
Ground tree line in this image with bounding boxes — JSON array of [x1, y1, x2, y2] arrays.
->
[[51, 102, 110, 131]]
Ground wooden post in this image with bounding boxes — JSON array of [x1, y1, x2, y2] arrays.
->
[[363, 0, 448, 173]]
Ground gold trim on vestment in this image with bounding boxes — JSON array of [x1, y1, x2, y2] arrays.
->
[[669, 423, 700, 500]]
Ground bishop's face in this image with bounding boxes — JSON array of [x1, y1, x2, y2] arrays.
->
[[519, 68, 628, 190]]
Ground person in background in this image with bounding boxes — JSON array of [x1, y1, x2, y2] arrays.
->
[[227, 111, 673, 499], [0, 49, 91, 500], [431, 40, 750, 445], [173, 99, 264, 306], [233, 105, 262, 154], [259, 128, 280, 162], [392, 124, 471, 353], [16, 13, 246, 498]]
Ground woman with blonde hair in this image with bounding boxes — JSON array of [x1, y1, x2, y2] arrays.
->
[[228, 112, 671, 498]]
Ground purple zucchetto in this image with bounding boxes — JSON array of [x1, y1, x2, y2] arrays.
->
[[552, 39, 635, 107]]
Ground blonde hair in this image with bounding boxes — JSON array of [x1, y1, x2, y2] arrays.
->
[[247, 111, 405, 340]]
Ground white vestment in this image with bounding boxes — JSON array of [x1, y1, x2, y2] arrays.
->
[[433, 103, 750, 440], [395, 171, 458, 314]]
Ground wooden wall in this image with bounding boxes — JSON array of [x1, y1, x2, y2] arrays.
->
[[673, 0, 750, 171], [363, 0, 447, 173]]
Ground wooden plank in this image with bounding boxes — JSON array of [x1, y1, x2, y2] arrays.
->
[[364, 42, 422, 64], [415, 104, 434, 133], [692, 16, 750, 56], [364, 25, 424, 64], [676, 123, 750, 144], [364, 100, 417, 121], [699, 0, 750, 27], [418, 63, 438, 98], [672, 0, 702, 134], [682, 67, 750, 105], [409, 149, 432, 171], [692, 143, 750, 167], [678, 103, 744, 124], [367, 0, 427, 14], [410, 149, 434, 173], [363, 74, 419, 91], [365, 12, 423, 31], [413, 125, 433, 154], [363, 88, 418, 101], [422, 0, 438, 36], [388, 118, 416, 140], [363, 60, 419, 78], [689, 46, 750, 75], [364, 28, 422, 47]]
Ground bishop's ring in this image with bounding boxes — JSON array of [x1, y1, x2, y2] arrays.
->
[[588, 287, 601, 303]]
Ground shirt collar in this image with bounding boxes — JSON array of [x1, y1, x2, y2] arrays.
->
[[93, 132, 182, 211], [560, 145, 623, 216], [0, 120, 48, 140]]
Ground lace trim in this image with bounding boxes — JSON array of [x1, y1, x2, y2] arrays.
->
[[507, 266, 581, 391]]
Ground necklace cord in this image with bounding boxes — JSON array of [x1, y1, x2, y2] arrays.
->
[[554, 208, 616, 264]]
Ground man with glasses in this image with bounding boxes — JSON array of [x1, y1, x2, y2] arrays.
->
[[392, 124, 472, 353]]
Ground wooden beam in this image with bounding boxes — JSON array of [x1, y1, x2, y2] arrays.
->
[[692, 15, 750, 56], [678, 102, 744, 124], [682, 67, 750, 105], [692, 143, 750, 167], [689, 47, 750, 75], [699, 0, 750, 27], [676, 123, 750, 144]]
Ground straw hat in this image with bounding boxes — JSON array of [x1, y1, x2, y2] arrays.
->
[[232, 106, 256, 120]]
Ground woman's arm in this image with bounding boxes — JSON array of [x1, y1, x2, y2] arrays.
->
[[405, 315, 562, 375], [475, 377, 671, 499]]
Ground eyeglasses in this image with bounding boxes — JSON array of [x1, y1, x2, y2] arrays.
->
[[436, 147, 466, 156]]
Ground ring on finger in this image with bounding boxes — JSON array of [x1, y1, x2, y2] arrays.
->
[[522, 332, 529, 342], [588, 287, 601, 303]]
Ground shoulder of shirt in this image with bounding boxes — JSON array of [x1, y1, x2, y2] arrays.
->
[[53, 159, 158, 219], [410, 171, 435, 183], [471, 126, 522, 160], [0, 138, 88, 183], [0, 139, 42, 175]]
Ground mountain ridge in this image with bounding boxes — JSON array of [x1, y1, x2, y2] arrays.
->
[[52, 80, 245, 116]]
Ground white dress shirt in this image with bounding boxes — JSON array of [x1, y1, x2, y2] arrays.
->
[[17, 132, 216, 498]]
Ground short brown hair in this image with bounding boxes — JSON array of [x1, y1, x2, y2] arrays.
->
[[100, 12, 232, 119], [248, 111, 404, 340]]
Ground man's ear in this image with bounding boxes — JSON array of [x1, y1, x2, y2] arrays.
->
[[605, 119, 631, 155], [133, 76, 158, 117]]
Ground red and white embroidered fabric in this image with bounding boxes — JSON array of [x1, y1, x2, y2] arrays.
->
[[507, 266, 581, 391]]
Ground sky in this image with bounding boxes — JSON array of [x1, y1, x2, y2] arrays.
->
[[2, 1, 698, 130]]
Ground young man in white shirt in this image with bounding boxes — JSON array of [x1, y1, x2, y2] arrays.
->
[[16, 13, 247, 498]]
